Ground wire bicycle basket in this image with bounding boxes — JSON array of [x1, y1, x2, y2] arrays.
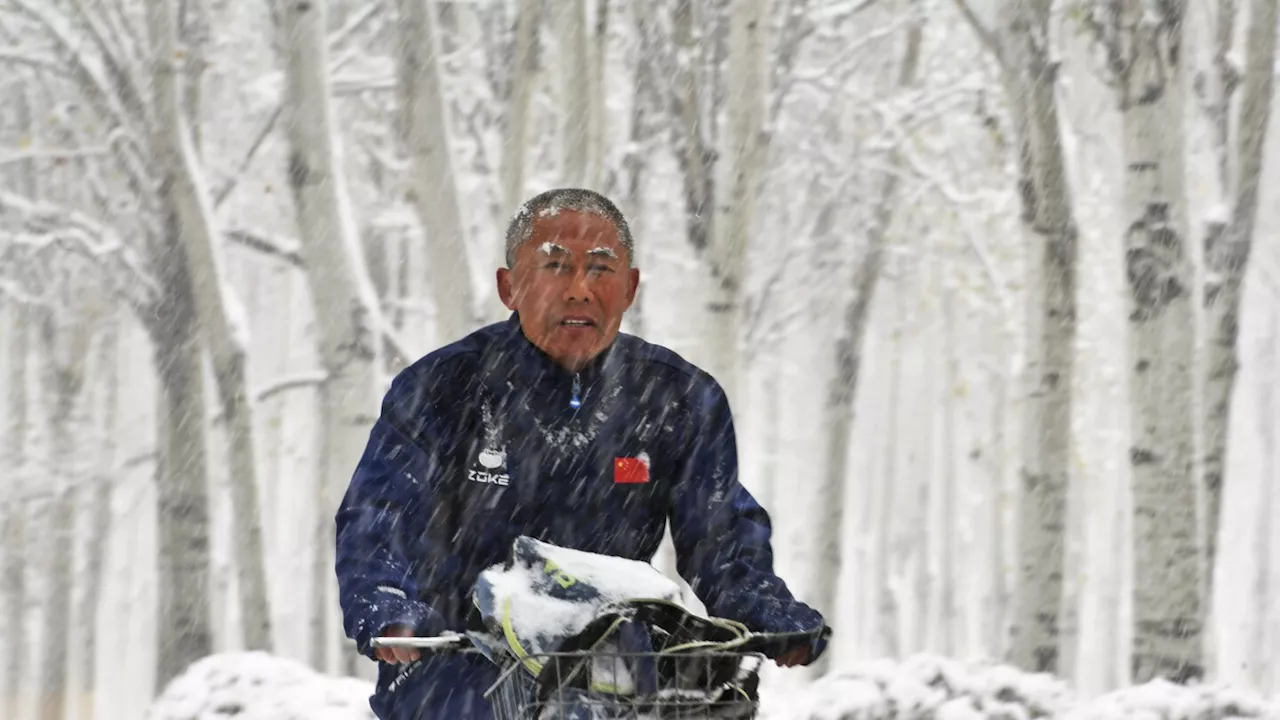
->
[[485, 648, 765, 720], [369, 538, 827, 719]]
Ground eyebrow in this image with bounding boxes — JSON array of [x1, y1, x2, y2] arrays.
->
[[587, 247, 619, 260], [538, 242, 568, 256]]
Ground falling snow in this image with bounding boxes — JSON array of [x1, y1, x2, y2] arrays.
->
[[4, 0, 1280, 719]]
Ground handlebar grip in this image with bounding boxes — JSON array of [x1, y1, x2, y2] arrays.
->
[[370, 633, 472, 651]]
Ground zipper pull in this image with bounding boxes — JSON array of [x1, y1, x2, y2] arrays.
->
[[569, 374, 582, 409]]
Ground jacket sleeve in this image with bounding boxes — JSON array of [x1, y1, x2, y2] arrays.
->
[[335, 372, 451, 659], [667, 378, 827, 643]]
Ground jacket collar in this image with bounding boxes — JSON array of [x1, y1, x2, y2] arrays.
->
[[482, 312, 624, 407]]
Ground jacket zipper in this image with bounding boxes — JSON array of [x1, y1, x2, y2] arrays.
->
[[569, 373, 583, 409]]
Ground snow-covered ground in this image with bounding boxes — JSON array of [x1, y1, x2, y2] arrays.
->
[[146, 652, 1280, 720]]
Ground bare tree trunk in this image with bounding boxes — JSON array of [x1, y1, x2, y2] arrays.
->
[[37, 331, 78, 720], [876, 279, 903, 658], [704, 0, 767, 407], [588, 0, 609, 190], [998, 0, 1079, 676], [986, 346, 1012, 658], [79, 320, 118, 720], [181, 0, 210, 151], [500, 1, 540, 218], [557, 0, 591, 186], [665, 0, 715, 256], [2, 303, 28, 720], [621, 0, 658, 339], [914, 289, 938, 654], [1201, 0, 1277, 628], [810, 12, 923, 676], [1092, 0, 1204, 684], [939, 279, 959, 657], [149, 0, 273, 655], [392, 0, 486, 339], [1253, 306, 1276, 686], [277, 0, 386, 673], [149, 224, 213, 689]]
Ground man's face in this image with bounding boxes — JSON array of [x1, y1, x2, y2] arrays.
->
[[497, 210, 639, 372]]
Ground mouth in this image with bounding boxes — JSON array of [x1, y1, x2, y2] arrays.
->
[[559, 316, 598, 329]]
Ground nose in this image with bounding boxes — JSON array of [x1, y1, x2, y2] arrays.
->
[[563, 266, 593, 304]]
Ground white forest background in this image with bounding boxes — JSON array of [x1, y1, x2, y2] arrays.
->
[[1, 0, 1279, 718]]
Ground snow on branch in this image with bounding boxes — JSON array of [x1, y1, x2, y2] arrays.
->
[[0, 190, 157, 313], [9, 0, 148, 139], [0, 146, 110, 166], [0, 47, 69, 76], [255, 371, 329, 404]]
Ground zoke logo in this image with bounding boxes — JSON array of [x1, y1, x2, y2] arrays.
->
[[469, 448, 509, 486]]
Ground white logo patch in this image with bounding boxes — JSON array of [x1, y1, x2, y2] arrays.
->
[[469, 446, 510, 487], [478, 449, 505, 469]]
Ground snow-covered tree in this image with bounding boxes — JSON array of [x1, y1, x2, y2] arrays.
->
[[391, 0, 483, 343], [145, 0, 218, 688], [500, 1, 540, 219], [1, 302, 28, 720], [149, 0, 274, 657], [957, 0, 1081, 675], [810, 4, 925, 677], [1083, 0, 1203, 683], [276, 0, 387, 673], [1200, 0, 1277, 617]]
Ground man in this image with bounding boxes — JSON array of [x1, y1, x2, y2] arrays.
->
[[335, 188, 828, 719]]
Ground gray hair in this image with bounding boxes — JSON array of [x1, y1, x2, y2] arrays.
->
[[503, 188, 635, 267]]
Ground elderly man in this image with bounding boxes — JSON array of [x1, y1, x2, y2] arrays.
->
[[335, 188, 827, 719]]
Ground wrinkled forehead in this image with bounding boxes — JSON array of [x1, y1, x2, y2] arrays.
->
[[522, 210, 628, 259]]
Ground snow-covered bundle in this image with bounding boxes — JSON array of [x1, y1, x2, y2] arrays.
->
[[470, 535, 687, 662], [145, 651, 375, 720], [467, 536, 761, 718]]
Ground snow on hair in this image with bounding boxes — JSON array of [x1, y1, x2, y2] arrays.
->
[[504, 188, 635, 268]]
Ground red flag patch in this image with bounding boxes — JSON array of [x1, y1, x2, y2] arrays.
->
[[614, 456, 650, 484]]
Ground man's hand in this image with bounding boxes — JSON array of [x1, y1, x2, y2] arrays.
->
[[375, 625, 421, 664]]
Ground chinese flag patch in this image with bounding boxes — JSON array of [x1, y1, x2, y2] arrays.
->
[[614, 456, 650, 484]]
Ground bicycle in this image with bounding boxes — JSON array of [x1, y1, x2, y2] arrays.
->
[[372, 628, 817, 719], [368, 537, 828, 718]]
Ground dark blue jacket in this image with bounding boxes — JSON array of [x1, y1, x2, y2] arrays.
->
[[335, 313, 825, 719]]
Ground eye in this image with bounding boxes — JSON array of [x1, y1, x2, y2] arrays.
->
[[588, 264, 614, 273]]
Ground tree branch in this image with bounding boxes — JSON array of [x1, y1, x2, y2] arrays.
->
[[0, 191, 157, 315], [223, 228, 304, 267], [213, 104, 282, 209], [256, 371, 329, 404], [951, 0, 1004, 67], [0, 48, 69, 76], [0, 147, 110, 167]]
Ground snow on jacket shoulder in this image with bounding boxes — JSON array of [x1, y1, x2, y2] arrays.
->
[[334, 312, 825, 663]]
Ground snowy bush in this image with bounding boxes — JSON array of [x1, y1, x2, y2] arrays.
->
[[773, 654, 1280, 720], [145, 652, 375, 720], [776, 654, 1073, 720], [1062, 679, 1280, 720]]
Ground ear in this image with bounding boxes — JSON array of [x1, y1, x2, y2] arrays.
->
[[624, 267, 640, 307], [497, 267, 516, 310]]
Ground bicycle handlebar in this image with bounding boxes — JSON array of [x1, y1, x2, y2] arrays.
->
[[370, 626, 830, 655], [370, 632, 474, 651]]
